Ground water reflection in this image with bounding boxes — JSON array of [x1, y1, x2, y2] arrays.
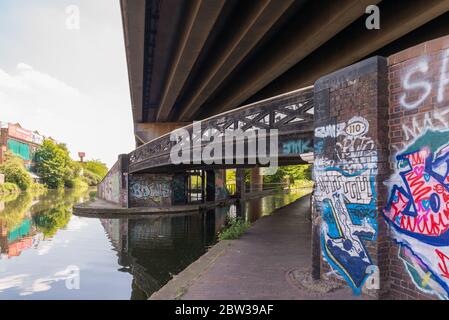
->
[[0, 189, 89, 260], [100, 191, 307, 299], [101, 207, 230, 299], [0, 189, 307, 299]]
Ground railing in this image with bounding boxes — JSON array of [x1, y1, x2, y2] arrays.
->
[[128, 86, 314, 172]]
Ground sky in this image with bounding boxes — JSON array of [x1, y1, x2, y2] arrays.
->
[[0, 0, 134, 167]]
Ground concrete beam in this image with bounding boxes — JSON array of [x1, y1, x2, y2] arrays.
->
[[177, 0, 297, 121], [156, 0, 226, 121], [120, 0, 146, 123], [204, 0, 379, 116], [251, 0, 449, 100], [134, 122, 189, 147]]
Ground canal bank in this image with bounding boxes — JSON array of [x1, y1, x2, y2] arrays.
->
[[150, 194, 367, 300]]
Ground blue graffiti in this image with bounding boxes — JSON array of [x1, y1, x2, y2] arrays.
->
[[320, 167, 377, 294], [282, 139, 312, 154]]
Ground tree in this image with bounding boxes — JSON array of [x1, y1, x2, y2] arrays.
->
[[34, 140, 72, 189], [83, 160, 108, 179], [0, 152, 32, 191]]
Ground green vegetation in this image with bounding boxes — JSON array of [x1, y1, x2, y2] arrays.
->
[[0, 138, 104, 193], [33, 203, 72, 237], [218, 217, 251, 240], [33, 139, 104, 189], [0, 182, 20, 195], [35, 140, 76, 189], [0, 153, 33, 191], [83, 160, 108, 179], [0, 192, 34, 230], [263, 164, 312, 185]]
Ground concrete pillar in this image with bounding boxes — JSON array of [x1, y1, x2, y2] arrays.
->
[[235, 168, 246, 199], [313, 56, 388, 297], [134, 122, 189, 146], [214, 169, 227, 201], [250, 167, 263, 193], [173, 173, 188, 204], [206, 170, 215, 202]]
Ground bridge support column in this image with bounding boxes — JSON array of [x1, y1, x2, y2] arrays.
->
[[313, 56, 389, 297], [250, 168, 263, 193], [134, 122, 189, 146], [206, 170, 215, 202], [235, 168, 246, 199]]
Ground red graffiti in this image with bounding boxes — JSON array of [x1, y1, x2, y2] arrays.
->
[[384, 147, 449, 237], [436, 249, 449, 280]]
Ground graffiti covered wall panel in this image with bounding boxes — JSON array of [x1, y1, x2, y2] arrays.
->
[[98, 161, 121, 204], [385, 39, 449, 299], [315, 116, 378, 295], [129, 174, 173, 207]]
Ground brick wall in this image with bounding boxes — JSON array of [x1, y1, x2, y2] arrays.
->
[[97, 154, 129, 207], [313, 56, 389, 298], [381, 35, 449, 300], [128, 174, 173, 207], [312, 34, 449, 300]]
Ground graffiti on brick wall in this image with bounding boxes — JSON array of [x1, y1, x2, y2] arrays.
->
[[383, 130, 449, 299], [399, 49, 448, 111], [282, 139, 312, 155], [98, 165, 120, 204], [129, 175, 172, 205], [314, 116, 378, 295], [383, 47, 449, 299]]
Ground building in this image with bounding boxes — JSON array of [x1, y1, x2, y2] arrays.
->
[[0, 122, 44, 169]]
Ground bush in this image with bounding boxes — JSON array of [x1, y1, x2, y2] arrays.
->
[[83, 160, 108, 179], [82, 169, 102, 186], [218, 218, 251, 240], [0, 182, 20, 195], [71, 177, 89, 190], [29, 183, 48, 195], [0, 154, 32, 191]]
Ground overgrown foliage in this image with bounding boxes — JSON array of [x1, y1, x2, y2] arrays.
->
[[0, 182, 20, 195], [218, 217, 251, 240], [83, 160, 108, 179], [0, 153, 33, 191], [263, 164, 312, 185]]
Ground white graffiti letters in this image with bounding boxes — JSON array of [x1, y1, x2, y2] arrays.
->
[[400, 61, 431, 110]]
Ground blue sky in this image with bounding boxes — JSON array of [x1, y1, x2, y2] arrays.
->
[[0, 0, 134, 167]]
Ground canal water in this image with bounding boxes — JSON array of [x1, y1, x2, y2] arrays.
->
[[0, 188, 309, 299]]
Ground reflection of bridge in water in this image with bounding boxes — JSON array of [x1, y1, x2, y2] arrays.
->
[[99, 192, 304, 299], [100, 205, 231, 299]]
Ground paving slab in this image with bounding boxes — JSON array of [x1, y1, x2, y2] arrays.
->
[[151, 194, 368, 300]]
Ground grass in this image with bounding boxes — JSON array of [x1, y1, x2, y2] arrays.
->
[[218, 217, 251, 240]]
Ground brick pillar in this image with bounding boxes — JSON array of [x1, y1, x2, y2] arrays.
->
[[206, 170, 215, 202], [118, 154, 129, 208], [313, 56, 389, 297]]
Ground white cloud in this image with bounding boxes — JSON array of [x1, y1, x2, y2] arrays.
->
[[0, 63, 133, 167], [0, 0, 135, 167]]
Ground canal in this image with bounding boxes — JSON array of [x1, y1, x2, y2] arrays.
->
[[0, 188, 310, 299]]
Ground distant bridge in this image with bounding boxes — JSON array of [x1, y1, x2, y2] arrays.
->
[[128, 86, 314, 173]]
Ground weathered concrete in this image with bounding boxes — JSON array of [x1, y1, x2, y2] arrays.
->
[[73, 198, 200, 217], [150, 195, 364, 300]]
